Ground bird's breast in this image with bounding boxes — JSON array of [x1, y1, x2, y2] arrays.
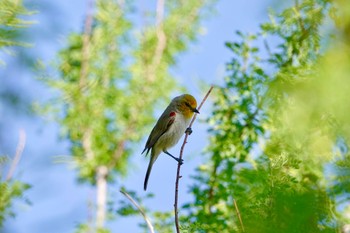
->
[[157, 113, 190, 150]]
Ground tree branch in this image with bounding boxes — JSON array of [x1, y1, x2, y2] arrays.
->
[[120, 189, 155, 233], [234, 199, 245, 232], [148, 0, 166, 82], [82, 128, 94, 160], [6, 129, 26, 181], [80, 0, 94, 89], [108, 140, 125, 170], [174, 85, 214, 233]]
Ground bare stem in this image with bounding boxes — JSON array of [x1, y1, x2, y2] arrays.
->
[[120, 190, 155, 233], [234, 199, 245, 232], [148, 0, 166, 82], [80, 0, 94, 89], [6, 129, 26, 181], [174, 86, 214, 233]]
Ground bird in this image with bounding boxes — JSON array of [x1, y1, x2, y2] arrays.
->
[[142, 94, 199, 191]]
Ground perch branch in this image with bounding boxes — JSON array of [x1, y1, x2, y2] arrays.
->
[[174, 86, 214, 233]]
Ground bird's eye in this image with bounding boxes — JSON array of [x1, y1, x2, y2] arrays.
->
[[185, 102, 191, 108]]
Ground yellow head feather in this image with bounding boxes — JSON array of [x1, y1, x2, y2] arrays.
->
[[177, 94, 198, 119]]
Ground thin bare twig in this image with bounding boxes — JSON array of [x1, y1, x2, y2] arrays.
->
[[174, 85, 214, 233], [148, 0, 166, 82], [6, 129, 26, 181], [108, 140, 125, 170], [234, 199, 245, 232], [82, 128, 94, 160], [80, 0, 94, 89], [120, 190, 155, 233]]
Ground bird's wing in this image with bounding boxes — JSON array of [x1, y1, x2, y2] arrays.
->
[[142, 109, 176, 156]]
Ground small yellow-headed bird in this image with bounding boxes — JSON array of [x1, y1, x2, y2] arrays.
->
[[142, 94, 199, 190]]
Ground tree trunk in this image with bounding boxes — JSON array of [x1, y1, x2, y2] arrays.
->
[[96, 165, 108, 229]]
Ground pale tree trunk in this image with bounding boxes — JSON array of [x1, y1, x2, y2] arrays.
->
[[96, 165, 108, 229], [83, 130, 109, 230]]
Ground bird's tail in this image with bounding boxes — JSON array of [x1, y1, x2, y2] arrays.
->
[[144, 155, 157, 191]]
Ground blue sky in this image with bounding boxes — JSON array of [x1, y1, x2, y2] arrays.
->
[[2, 0, 271, 232]]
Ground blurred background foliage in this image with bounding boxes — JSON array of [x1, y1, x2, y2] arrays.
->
[[1, 0, 350, 232], [0, 0, 32, 228]]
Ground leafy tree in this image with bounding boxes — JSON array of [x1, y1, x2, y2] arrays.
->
[[181, 0, 350, 232], [0, 178, 30, 227], [0, 131, 30, 228]]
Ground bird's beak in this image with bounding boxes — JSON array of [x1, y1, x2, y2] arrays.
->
[[193, 108, 200, 114]]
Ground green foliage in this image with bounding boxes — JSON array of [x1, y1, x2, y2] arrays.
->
[[152, 211, 173, 233], [0, 157, 30, 227], [75, 223, 110, 233], [180, 0, 349, 232], [180, 31, 269, 232], [0, 0, 32, 227], [0, 0, 34, 60], [333, 153, 350, 203]]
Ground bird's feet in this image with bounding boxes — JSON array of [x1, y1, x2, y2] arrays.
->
[[164, 150, 184, 165], [174, 157, 184, 165], [185, 127, 193, 135]]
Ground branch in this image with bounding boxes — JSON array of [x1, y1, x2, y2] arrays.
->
[[6, 129, 26, 181], [148, 0, 166, 82], [120, 190, 155, 233], [174, 85, 214, 233], [234, 199, 245, 232], [108, 140, 125, 170], [82, 128, 94, 160], [80, 0, 94, 89]]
